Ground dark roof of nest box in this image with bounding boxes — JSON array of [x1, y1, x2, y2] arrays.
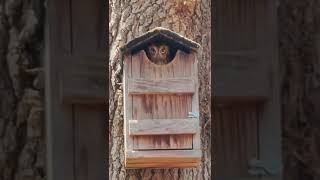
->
[[120, 27, 201, 54]]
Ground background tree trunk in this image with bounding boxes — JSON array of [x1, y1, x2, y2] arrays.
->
[[109, 0, 211, 179], [279, 0, 320, 179], [0, 0, 45, 180]]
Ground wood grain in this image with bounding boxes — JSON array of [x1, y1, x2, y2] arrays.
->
[[124, 48, 201, 167], [132, 135, 193, 150], [123, 55, 134, 155], [128, 78, 195, 94], [214, 105, 259, 177], [131, 94, 193, 150], [126, 150, 201, 159], [125, 150, 201, 168], [129, 118, 198, 135]]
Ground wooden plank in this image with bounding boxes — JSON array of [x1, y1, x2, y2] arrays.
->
[[126, 150, 201, 159], [129, 118, 198, 135], [45, 1, 75, 179], [123, 55, 134, 155], [74, 105, 107, 180], [215, 105, 260, 177], [127, 157, 199, 164], [128, 78, 195, 94], [191, 53, 201, 150], [60, 56, 106, 104], [126, 150, 201, 167], [132, 135, 193, 150], [71, 0, 106, 55], [126, 162, 199, 168]]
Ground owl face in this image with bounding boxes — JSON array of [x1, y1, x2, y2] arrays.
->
[[146, 43, 170, 64]]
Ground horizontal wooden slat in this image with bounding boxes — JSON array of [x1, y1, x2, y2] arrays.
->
[[133, 135, 193, 150], [128, 78, 195, 94], [125, 162, 199, 169], [126, 150, 201, 159], [126, 150, 201, 168], [129, 118, 198, 135]]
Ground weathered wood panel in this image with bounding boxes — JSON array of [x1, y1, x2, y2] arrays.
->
[[128, 78, 195, 94], [214, 0, 269, 100], [126, 162, 199, 169], [133, 135, 193, 150], [124, 55, 134, 158], [214, 104, 259, 178], [74, 105, 106, 180], [46, 0, 107, 179], [71, 0, 106, 56], [131, 94, 193, 150], [58, 0, 107, 104], [216, 0, 256, 51], [129, 118, 198, 135], [129, 50, 196, 150], [125, 150, 201, 168], [61, 56, 106, 104], [126, 150, 201, 159]]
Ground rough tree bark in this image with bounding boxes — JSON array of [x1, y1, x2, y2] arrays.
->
[[279, 0, 320, 179], [0, 1, 45, 180], [109, 0, 211, 179]]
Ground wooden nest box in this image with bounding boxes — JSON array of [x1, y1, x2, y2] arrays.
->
[[121, 27, 201, 169]]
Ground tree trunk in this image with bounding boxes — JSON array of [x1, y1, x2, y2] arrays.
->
[[109, 0, 211, 179], [0, 1, 45, 180], [279, 0, 320, 179]]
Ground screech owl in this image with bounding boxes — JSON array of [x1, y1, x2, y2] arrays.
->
[[145, 43, 172, 65]]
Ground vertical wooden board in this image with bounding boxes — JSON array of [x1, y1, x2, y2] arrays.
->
[[74, 106, 107, 180], [71, 0, 106, 55], [46, 1, 75, 178], [246, 105, 259, 159], [238, 108, 247, 175], [180, 50, 193, 77], [124, 55, 133, 153], [55, 0, 71, 53], [215, 105, 260, 177], [216, 0, 256, 51], [131, 51, 142, 78], [172, 50, 184, 77], [192, 53, 201, 150]]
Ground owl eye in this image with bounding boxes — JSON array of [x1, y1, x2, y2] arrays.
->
[[149, 47, 156, 55], [160, 47, 166, 54]]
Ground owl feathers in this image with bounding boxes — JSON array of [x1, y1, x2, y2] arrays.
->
[[144, 43, 176, 65]]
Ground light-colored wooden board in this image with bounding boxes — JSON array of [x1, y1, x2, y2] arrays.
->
[[191, 53, 201, 150], [125, 162, 199, 169], [132, 135, 193, 150], [128, 78, 195, 94], [129, 118, 198, 135], [126, 150, 201, 159], [127, 156, 200, 164], [123, 55, 133, 157], [126, 150, 201, 167]]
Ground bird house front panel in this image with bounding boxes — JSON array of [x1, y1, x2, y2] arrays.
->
[[130, 50, 195, 150], [122, 27, 201, 169], [123, 49, 200, 168]]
